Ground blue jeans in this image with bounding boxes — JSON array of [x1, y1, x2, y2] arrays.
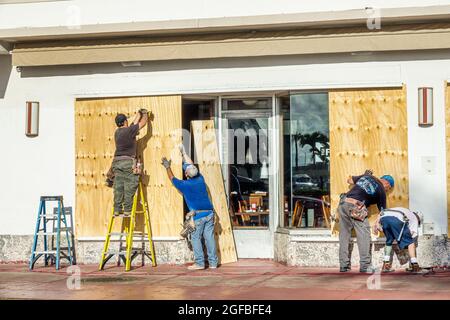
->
[[191, 213, 218, 267]]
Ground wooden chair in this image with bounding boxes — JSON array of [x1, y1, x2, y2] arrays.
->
[[321, 195, 331, 228], [238, 200, 251, 226], [291, 200, 304, 228], [249, 195, 263, 211]]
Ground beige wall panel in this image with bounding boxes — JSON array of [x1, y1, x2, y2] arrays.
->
[[75, 96, 183, 237], [191, 120, 238, 264], [329, 87, 408, 236]]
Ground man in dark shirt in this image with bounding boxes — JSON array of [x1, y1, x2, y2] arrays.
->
[[112, 109, 148, 216], [161, 145, 218, 270], [338, 172, 394, 273]]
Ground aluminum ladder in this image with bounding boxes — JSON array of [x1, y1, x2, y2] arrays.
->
[[29, 196, 76, 270], [99, 181, 156, 271]]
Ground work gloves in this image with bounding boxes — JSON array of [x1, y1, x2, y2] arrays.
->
[[161, 157, 171, 169]]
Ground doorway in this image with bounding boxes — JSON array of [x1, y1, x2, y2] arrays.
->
[[221, 97, 274, 258]]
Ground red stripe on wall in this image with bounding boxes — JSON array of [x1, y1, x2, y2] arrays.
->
[[423, 88, 428, 124], [27, 102, 32, 134]]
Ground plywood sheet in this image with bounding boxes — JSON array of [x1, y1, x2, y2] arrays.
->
[[75, 96, 183, 237], [329, 87, 409, 236], [446, 82, 450, 236], [191, 120, 238, 264]]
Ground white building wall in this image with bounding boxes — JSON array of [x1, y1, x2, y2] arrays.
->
[[0, 51, 449, 235], [1, 0, 450, 29]]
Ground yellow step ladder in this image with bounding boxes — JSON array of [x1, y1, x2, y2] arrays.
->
[[99, 181, 156, 271]]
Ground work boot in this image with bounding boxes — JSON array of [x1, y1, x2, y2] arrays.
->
[[339, 266, 351, 272], [188, 264, 205, 270], [382, 261, 395, 273], [410, 262, 422, 273]]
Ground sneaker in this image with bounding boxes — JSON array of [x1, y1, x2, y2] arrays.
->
[[382, 261, 395, 273], [123, 211, 131, 217], [340, 266, 351, 272], [113, 211, 121, 217], [209, 265, 218, 269], [360, 266, 378, 274], [187, 264, 205, 270]]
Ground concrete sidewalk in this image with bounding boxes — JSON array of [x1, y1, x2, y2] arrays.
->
[[0, 259, 449, 300]]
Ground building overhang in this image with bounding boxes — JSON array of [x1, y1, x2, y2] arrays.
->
[[10, 22, 450, 67]]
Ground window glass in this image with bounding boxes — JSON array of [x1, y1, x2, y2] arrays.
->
[[282, 93, 330, 228]]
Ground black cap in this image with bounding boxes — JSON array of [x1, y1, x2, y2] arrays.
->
[[115, 114, 127, 127]]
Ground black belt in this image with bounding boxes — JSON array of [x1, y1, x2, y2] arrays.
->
[[113, 155, 135, 161]]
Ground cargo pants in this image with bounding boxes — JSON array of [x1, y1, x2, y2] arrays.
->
[[338, 198, 372, 270], [112, 159, 139, 213]]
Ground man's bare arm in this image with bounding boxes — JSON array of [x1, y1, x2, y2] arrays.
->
[[138, 112, 148, 130], [132, 112, 141, 125], [347, 176, 354, 185], [166, 167, 175, 180]]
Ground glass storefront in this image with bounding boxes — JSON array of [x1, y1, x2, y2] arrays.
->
[[282, 93, 331, 229], [217, 93, 331, 236]]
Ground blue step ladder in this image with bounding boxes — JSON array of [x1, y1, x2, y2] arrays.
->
[[29, 196, 76, 270]]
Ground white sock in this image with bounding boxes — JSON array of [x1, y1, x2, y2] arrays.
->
[[384, 255, 390, 262], [410, 257, 418, 264]]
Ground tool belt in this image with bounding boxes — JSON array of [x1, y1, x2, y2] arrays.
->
[[345, 197, 368, 221], [179, 210, 214, 239], [105, 156, 143, 188], [180, 211, 196, 239]]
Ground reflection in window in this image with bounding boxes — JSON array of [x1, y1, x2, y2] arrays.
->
[[283, 93, 331, 228]]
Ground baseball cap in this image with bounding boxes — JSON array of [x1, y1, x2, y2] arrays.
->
[[380, 175, 394, 187], [115, 114, 127, 127]]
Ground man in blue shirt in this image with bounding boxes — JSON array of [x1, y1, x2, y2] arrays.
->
[[161, 145, 218, 270]]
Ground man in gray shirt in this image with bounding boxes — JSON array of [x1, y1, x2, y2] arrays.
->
[[112, 109, 148, 216]]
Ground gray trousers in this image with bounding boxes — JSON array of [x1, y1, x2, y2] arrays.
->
[[338, 200, 372, 269]]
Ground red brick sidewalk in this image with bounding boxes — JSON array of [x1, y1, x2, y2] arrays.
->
[[1, 260, 449, 300]]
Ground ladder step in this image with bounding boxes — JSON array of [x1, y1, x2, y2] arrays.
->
[[36, 229, 73, 235], [40, 196, 63, 201], [105, 249, 147, 255], [109, 232, 128, 237], [34, 251, 57, 254]]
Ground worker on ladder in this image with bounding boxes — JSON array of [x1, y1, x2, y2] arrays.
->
[[161, 145, 219, 270], [112, 108, 149, 216]]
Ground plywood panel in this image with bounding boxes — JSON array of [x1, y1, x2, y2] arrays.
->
[[75, 96, 183, 237], [329, 87, 408, 236], [191, 120, 238, 264], [446, 82, 450, 236]]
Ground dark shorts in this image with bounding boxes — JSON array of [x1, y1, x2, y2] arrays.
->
[[380, 216, 414, 249]]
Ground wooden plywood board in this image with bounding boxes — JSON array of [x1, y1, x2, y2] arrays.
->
[[329, 87, 409, 236], [75, 96, 183, 237], [191, 120, 238, 264], [446, 81, 450, 236]]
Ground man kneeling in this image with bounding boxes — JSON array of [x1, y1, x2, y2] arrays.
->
[[161, 145, 218, 270], [374, 207, 422, 273]]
